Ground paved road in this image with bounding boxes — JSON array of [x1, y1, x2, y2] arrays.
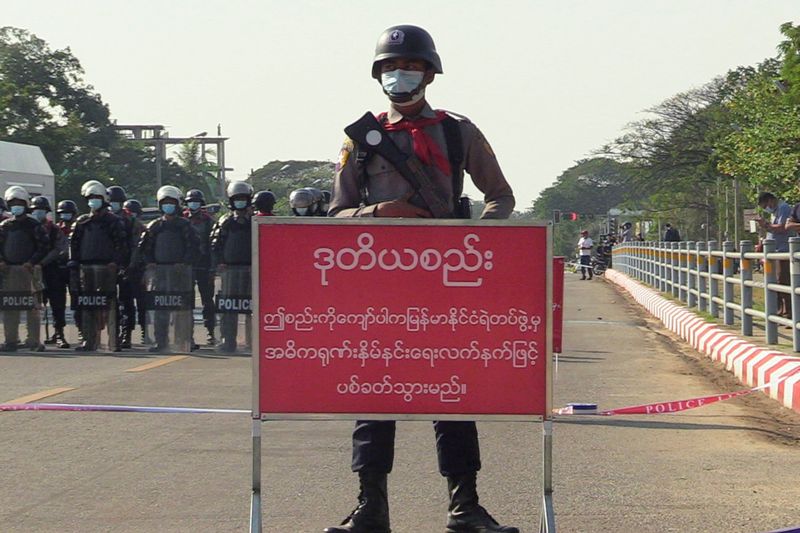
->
[[0, 275, 798, 532]]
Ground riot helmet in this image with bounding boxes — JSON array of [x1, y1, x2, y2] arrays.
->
[[107, 185, 126, 213], [184, 189, 206, 211], [30, 195, 51, 222], [289, 188, 315, 216], [81, 180, 108, 200], [156, 185, 183, 216], [123, 199, 143, 218], [371, 25, 443, 79], [56, 200, 78, 222], [253, 190, 276, 215], [5, 186, 30, 217], [226, 180, 254, 211]]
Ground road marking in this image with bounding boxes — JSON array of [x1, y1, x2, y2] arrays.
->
[[5, 387, 76, 405], [125, 355, 189, 373]]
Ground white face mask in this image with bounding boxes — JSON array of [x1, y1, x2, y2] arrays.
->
[[381, 69, 425, 104], [294, 207, 308, 216]]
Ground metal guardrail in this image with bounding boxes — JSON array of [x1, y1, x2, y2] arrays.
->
[[613, 237, 800, 351]]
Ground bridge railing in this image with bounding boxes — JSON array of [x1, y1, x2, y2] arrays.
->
[[612, 237, 800, 352]]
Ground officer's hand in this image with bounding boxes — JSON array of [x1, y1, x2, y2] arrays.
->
[[22, 262, 33, 272], [108, 262, 117, 272], [375, 193, 432, 218]]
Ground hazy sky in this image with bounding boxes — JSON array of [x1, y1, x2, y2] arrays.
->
[[4, 1, 798, 208]]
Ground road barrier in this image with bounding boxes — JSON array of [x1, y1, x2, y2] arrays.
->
[[613, 237, 800, 352]]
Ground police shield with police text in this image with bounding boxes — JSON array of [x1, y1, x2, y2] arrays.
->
[[0, 186, 49, 351], [326, 25, 516, 533], [107, 185, 137, 348], [138, 186, 198, 353], [70, 180, 127, 351], [211, 181, 253, 353]]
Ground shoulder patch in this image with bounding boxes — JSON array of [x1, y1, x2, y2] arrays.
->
[[335, 137, 354, 172]]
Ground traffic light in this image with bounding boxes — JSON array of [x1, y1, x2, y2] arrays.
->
[[568, 212, 579, 221], [553, 210, 561, 224]]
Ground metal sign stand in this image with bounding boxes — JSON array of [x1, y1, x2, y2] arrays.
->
[[249, 218, 556, 533]]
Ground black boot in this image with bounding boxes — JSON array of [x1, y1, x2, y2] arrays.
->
[[324, 471, 390, 533], [445, 473, 518, 533], [55, 328, 70, 349]]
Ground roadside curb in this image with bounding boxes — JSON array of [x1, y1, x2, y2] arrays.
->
[[605, 269, 800, 414]]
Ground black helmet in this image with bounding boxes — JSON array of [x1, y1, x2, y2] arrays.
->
[[253, 190, 276, 214], [184, 189, 206, 205], [107, 185, 127, 203], [31, 195, 52, 211], [56, 200, 78, 214], [371, 25, 443, 79], [123, 199, 142, 216]]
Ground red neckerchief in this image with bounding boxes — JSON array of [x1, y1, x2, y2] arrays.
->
[[378, 110, 451, 176]]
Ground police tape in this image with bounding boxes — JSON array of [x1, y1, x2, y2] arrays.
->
[[0, 402, 251, 414], [553, 380, 782, 416]]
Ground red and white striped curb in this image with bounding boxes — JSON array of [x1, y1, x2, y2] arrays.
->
[[605, 269, 800, 414]]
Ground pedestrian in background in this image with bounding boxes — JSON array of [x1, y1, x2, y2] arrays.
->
[[758, 192, 793, 318], [578, 229, 593, 280], [663, 223, 681, 242]]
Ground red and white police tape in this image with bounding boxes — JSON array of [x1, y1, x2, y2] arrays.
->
[[605, 268, 800, 414], [0, 403, 250, 414]]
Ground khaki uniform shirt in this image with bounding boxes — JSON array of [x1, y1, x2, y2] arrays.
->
[[329, 103, 515, 220]]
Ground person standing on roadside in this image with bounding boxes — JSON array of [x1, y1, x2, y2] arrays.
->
[[760, 192, 794, 318], [578, 229, 593, 280]]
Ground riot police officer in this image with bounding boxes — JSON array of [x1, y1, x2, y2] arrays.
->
[[138, 186, 198, 353], [326, 25, 516, 533], [32, 196, 70, 348], [107, 185, 136, 348], [183, 189, 217, 347], [289, 188, 316, 216], [70, 180, 127, 351], [56, 200, 79, 333], [210, 181, 253, 352], [253, 190, 276, 216], [0, 186, 49, 351], [123, 199, 148, 344]]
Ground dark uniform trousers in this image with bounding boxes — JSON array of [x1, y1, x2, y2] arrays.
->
[[43, 264, 68, 329], [352, 420, 481, 476], [192, 268, 215, 330]]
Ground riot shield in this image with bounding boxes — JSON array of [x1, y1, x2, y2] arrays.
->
[[0, 265, 44, 350], [143, 264, 193, 353], [215, 265, 252, 353], [77, 264, 118, 351]]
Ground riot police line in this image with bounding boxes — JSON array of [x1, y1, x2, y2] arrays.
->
[[0, 180, 330, 353]]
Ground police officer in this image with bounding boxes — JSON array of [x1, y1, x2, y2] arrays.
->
[[32, 196, 70, 348], [326, 25, 516, 533], [107, 185, 136, 348], [253, 190, 276, 216], [123, 199, 148, 344], [184, 189, 217, 347], [138, 186, 198, 353], [0, 186, 50, 351], [70, 180, 127, 351], [289, 188, 316, 216], [210, 181, 253, 352], [56, 200, 79, 334]]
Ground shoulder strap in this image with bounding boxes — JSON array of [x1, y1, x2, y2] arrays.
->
[[441, 115, 464, 213]]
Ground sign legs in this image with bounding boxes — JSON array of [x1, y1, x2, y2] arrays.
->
[[540, 420, 556, 532], [249, 418, 262, 533]]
